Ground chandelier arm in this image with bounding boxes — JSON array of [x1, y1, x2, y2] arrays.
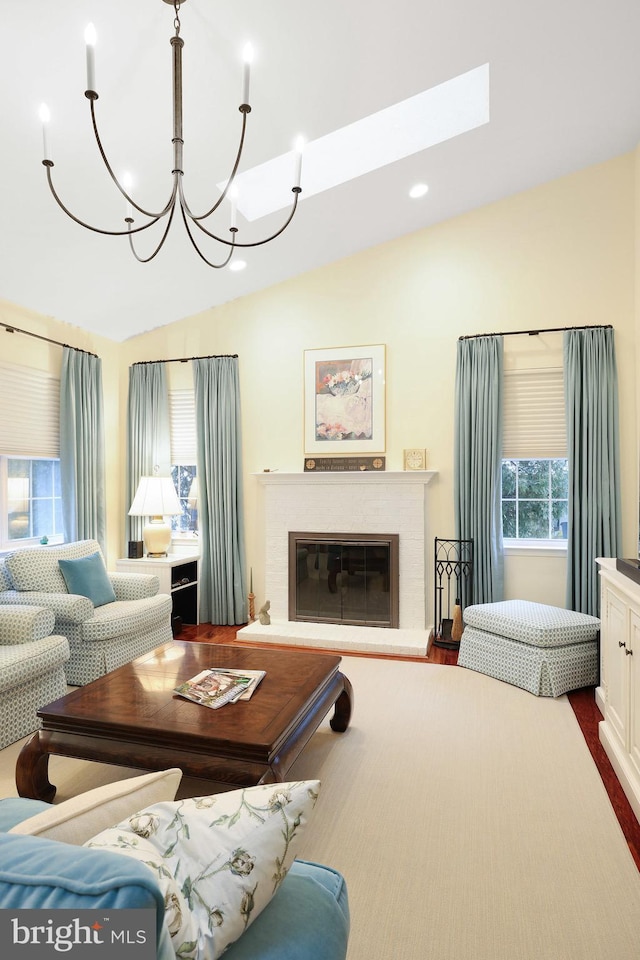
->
[[127, 201, 178, 263], [186, 188, 301, 248], [180, 108, 249, 222], [43, 161, 171, 237], [179, 202, 236, 268], [88, 98, 176, 220]]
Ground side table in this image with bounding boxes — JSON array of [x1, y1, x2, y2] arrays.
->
[[115, 553, 200, 632]]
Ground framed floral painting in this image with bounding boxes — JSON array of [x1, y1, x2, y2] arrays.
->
[[304, 344, 386, 454]]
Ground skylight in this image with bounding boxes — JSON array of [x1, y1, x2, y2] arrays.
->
[[226, 63, 490, 222]]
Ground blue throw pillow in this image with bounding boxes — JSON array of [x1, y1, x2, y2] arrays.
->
[[58, 552, 116, 607]]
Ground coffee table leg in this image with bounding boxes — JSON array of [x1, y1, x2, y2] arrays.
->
[[16, 732, 56, 802], [330, 674, 353, 733], [257, 768, 278, 785]]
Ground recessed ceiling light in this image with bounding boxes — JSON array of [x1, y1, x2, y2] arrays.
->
[[229, 260, 247, 272], [409, 183, 429, 199]]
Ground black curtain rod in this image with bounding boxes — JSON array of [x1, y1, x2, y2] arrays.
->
[[459, 323, 612, 341], [1, 321, 98, 357], [132, 354, 239, 365]]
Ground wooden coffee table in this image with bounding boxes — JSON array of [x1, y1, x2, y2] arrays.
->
[[16, 641, 353, 801]]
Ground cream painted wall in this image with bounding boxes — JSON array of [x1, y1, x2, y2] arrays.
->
[[2, 150, 636, 622], [0, 299, 123, 566], [635, 146, 640, 559], [121, 151, 637, 615]]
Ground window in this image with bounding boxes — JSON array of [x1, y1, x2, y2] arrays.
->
[[502, 459, 568, 540], [2, 457, 63, 547], [169, 389, 198, 538], [502, 366, 567, 544], [171, 464, 198, 535], [0, 361, 61, 551]]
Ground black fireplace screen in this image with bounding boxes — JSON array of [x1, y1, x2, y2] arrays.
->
[[288, 532, 399, 628]]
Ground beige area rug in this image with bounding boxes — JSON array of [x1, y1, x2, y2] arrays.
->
[[2, 657, 640, 959]]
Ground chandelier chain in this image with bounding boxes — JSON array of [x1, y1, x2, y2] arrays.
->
[[173, 4, 181, 37]]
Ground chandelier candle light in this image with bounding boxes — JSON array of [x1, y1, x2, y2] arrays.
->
[[38, 0, 304, 269]]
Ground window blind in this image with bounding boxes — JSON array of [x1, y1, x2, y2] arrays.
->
[[502, 367, 566, 459], [169, 389, 197, 464], [0, 361, 60, 457]]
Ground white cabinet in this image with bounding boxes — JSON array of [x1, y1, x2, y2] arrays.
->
[[597, 558, 640, 822], [116, 553, 199, 626], [629, 608, 640, 788]]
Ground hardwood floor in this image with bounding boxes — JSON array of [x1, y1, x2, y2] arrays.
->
[[179, 622, 640, 870]]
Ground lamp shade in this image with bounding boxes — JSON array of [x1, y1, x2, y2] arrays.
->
[[128, 476, 182, 557], [128, 476, 182, 518]]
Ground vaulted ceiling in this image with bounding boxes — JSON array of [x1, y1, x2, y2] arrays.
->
[[3, 0, 639, 341]]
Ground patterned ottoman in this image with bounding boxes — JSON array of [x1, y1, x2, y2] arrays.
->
[[457, 600, 600, 697]]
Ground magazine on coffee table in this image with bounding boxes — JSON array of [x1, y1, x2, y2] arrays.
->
[[209, 668, 266, 701], [174, 668, 265, 709]]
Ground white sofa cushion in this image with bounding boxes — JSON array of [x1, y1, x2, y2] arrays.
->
[[9, 768, 183, 845]]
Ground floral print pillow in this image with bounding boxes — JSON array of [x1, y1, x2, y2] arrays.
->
[[85, 780, 320, 960]]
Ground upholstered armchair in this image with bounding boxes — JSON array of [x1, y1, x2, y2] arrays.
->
[[0, 540, 172, 685]]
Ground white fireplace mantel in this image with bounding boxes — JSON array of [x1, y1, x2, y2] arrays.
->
[[239, 469, 438, 655], [254, 470, 437, 486]]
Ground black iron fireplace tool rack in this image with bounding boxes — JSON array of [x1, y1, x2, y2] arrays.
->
[[432, 538, 473, 650]]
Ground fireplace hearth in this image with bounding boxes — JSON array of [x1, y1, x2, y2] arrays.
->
[[289, 532, 399, 628]]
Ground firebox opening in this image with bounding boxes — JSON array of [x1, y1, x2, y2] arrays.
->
[[288, 532, 399, 628]]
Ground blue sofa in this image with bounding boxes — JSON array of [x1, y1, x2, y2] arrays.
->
[[0, 785, 349, 960]]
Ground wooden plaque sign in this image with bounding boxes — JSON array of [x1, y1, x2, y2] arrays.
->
[[303, 456, 386, 472]]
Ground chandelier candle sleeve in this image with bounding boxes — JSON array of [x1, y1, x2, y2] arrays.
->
[[230, 186, 238, 230], [294, 138, 304, 189], [242, 43, 253, 105], [123, 173, 134, 220], [38, 104, 51, 162], [84, 24, 97, 92]]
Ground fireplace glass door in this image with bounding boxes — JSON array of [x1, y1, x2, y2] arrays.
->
[[289, 533, 399, 628]]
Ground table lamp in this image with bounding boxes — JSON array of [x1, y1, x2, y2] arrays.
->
[[128, 476, 182, 557]]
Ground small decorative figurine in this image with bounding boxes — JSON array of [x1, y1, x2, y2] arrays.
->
[[258, 600, 271, 625]]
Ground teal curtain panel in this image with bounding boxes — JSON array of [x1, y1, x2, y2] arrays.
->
[[60, 347, 106, 551], [126, 363, 170, 543], [454, 336, 504, 604], [194, 356, 247, 625], [564, 327, 621, 616]]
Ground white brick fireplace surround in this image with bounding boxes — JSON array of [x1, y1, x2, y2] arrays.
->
[[237, 470, 437, 655]]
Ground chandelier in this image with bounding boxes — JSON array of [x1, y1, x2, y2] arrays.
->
[[38, 0, 303, 269]]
